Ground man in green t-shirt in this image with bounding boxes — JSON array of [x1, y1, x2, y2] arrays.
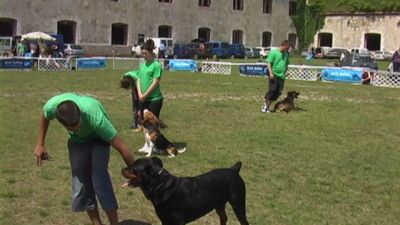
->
[[262, 40, 290, 113], [34, 93, 135, 225]]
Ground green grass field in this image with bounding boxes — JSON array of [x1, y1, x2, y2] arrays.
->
[[0, 64, 399, 225]]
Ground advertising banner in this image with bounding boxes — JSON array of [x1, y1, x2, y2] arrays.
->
[[168, 60, 197, 72], [0, 58, 33, 69], [239, 64, 268, 77], [321, 68, 363, 84], [76, 57, 107, 70]]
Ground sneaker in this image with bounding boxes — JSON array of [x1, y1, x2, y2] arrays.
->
[[261, 105, 270, 113]]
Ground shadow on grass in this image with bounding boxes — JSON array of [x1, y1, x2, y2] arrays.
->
[[172, 142, 187, 149], [119, 219, 152, 225]]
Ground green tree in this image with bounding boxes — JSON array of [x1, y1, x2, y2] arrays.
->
[[291, 0, 325, 50]]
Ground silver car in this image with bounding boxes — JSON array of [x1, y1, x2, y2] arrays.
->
[[64, 44, 85, 58]]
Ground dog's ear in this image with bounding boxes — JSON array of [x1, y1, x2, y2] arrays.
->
[[121, 167, 135, 179], [151, 157, 163, 168]]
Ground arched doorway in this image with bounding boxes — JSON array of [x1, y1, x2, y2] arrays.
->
[[0, 18, 17, 36], [318, 32, 333, 47], [364, 33, 381, 51], [57, 20, 76, 44]]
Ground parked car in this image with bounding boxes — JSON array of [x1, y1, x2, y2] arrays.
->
[[244, 47, 261, 59], [340, 53, 378, 70], [0, 36, 13, 57], [64, 44, 85, 58], [325, 48, 349, 59], [255, 47, 268, 57], [373, 51, 392, 61], [315, 46, 331, 58], [172, 44, 196, 59], [207, 41, 231, 59], [300, 48, 309, 57], [350, 47, 370, 55], [191, 41, 213, 59], [229, 43, 245, 59]]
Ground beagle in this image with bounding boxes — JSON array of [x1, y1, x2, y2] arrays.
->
[[138, 110, 186, 158]]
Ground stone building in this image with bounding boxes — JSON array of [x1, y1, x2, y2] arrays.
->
[[313, 12, 400, 52], [0, 0, 298, 56]]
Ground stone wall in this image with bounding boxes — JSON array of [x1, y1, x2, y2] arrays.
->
[[314, 13, 400, 51], [0, 0, 297, 56]]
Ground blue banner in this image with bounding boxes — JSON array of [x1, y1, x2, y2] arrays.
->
[[168, 60, 197, 72], [321, 68, 363, 84], [76, 57, 106, 70], [239, 65, 268, 76], [0, 58, 33, 69]]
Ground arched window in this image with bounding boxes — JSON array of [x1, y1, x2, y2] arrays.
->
[[57, 20, 77, 44], [262, 31, 272, 47], [0, 18, 17, 36], [232, 30, 243, 44], [198, 27, 211, 42], [158, 25, 172, 38], [111, 23, 128, 45]]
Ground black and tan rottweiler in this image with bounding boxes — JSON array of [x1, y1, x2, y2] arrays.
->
[[122, 157, 249, 225]]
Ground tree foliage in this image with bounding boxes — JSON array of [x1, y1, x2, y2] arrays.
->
[[291, 0, 325, 50]]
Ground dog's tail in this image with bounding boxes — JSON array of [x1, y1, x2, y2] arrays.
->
[[231, 161, 242, 173], [178, 147, 186, 154]]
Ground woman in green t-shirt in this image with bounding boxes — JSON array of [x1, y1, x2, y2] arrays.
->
[[136, 39, 164, 118]]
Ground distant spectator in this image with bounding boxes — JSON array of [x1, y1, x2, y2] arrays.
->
[[16, 39, 26, 56], [362, 71, 372, 85], [159, 42, 166, 58], [391, 47, 400, 72], [51, 42, 60, 58]]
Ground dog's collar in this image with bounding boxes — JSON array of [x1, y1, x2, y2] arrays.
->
[[158, 168, 164, 175]]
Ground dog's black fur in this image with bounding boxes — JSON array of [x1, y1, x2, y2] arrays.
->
[[273, 91, 300, 113], [122, 157, 249, 225]]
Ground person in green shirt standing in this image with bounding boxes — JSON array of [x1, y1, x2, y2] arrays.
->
[[262, 40, 290, 113], [120, 70, 140, 131], [33, 93, 135, 225], [16, 39, 26, 56], [136, 39, 164, 118]]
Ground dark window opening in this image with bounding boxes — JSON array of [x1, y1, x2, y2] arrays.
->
[[0, 18, 17, 36], [364, 33, 381, 51], [159, 0, 172, 3], [233, 0, 244, 11], [232, 30, 243, 44], [198, 27, 211, 42], [199, 0, 211, 7], [318, 33, 332, 47], [289, 1, 297, 16], [263, 0, 272, 14], [57, 20, 76, 44], [158, 25, 172, 38], [262, 31, 272, 47], [112, 23, 128, 45]]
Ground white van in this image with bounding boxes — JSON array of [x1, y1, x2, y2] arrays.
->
[[0, 37, 13, 56], [315, 46, 331, 58], [350, 48, 370, 55], [131, 37, 174, 58]]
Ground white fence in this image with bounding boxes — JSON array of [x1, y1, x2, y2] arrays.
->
[[38, 58, 72, 71], [200, 61, 232, 75], [2, 56, 399, 88], [112, 57, 143, 71], [372, 70, 400, 88], [286, 65, 322, 81]]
